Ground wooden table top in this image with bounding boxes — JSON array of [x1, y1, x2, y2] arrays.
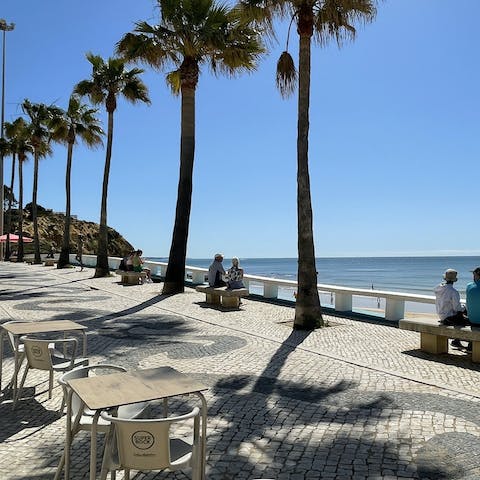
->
[[1, 320, 87, 335], [67, 366, 208, 410]]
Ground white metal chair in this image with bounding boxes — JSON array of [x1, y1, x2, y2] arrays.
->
[[2, 321, 27, 390], [54, 364, 150, 480], [100, 406, 201, 480], [14, 336, 88, 407]]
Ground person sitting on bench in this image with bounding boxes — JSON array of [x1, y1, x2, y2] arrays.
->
[[132, 250, 152, 283], [208, 253, 226, 287], [226, 257, 245, 290], [434, 268, 469, 349]]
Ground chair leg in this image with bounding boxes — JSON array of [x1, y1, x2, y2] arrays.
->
[[49, 370, 53, 399], [13, 365, 29, 407], [53, 451, 65, 480]]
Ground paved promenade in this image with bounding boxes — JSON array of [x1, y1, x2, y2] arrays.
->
[[1, 262, 480, 480]]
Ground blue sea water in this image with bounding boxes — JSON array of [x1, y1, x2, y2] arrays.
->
[[147, 256, 480, 297]]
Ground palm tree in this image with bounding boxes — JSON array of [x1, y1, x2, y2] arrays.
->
[[239, 0, 376, 329], [74, 53, 150, 277], [117, 0, 264, 294], [22, 100, 60, 264], [50, 94, 104, 269], [0, 137, 12, 258], [12, 119, 34, 262]]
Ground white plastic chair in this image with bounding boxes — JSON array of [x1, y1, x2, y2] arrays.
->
[[54, 364, 150, 480], [2, 321, 26, 390], [15, 336, 88, 407], [100, 406, 201, 480]]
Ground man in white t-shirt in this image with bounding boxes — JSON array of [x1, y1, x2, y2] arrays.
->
[[434, 268, 468, 348]]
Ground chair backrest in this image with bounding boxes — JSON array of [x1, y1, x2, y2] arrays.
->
[[3, 321, 25, 352], [102, 407, 200, 471], [22, 337, 54, 371], [59, 364, 126, 417]]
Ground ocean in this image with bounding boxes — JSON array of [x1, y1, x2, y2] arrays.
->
[[147, 256, 480, 297]]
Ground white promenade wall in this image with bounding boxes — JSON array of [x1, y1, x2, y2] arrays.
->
[[70, 255, 445, 322]]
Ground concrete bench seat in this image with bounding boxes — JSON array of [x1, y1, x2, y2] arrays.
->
[[195, 285, 248, 308], [399, 317, 480, 362], [115, 270, 146, 285], [44, 258, 56, 266]]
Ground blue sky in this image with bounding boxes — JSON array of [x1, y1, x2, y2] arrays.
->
[[2, 1, 479, 258]]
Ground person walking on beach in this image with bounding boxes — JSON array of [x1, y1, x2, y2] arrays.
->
[[208, 253, 226, 287], [434, 268, 468, 348], [75, 234, 84, 271]]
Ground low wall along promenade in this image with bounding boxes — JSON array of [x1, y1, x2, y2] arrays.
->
[[71, 255, 439, 322]]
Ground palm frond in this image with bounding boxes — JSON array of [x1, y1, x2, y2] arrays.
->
[[276, 50, 297, 98], [166, 69, 181, 95]]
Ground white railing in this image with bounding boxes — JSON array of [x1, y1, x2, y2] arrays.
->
[[69, 255, 445, 322]]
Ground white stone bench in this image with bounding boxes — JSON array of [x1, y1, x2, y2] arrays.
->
[[399, 317, 480, 362], [44, 258, 56, 267], [195, 285, 248, 308], [115, 270, 146, 285]]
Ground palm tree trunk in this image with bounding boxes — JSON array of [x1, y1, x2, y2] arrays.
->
[[95, 110, 114, 277], [58, 141, 73, 268], [18, 157, 24, 262], [32, 151, 41, 264], [5, 153, 16, 261], [294, 26, 323, 329], [162, 86, 196, 294]]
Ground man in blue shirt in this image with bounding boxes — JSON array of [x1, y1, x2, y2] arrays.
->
[[467, 267, 480, 324]]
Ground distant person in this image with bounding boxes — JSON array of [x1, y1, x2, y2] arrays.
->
[[46, 243, 55, 259], [75, 235, 84, 271], [208, 253, 226, 287], [132, 249, 152, 282], [126, 251, 134, 271], [226, 257, 245, 290], [119, 251, 133, 271], [434, 268, 468, 348], [466, 267, 480, 328]]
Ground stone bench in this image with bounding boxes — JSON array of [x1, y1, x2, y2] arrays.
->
[[115, 270, 146, 285], [43, 258, 56, 266], [399, 317, 480, 362], [195, 285, 249, 308]]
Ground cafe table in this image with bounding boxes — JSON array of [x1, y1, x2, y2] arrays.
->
[[61, 366, 208, 480], [0, 320, 88, 398]]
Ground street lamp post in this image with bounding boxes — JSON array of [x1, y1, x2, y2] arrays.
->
[[0, 19, 15, 261]]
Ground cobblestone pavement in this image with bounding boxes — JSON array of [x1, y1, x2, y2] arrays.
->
[[1, 263, 480, 480]]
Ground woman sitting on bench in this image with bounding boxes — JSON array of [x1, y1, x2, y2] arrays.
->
[[132, 250, 152, 283], [226, 257, 245, 290]]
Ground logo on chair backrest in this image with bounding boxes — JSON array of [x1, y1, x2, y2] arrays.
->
[[31, 346, 43, 358], [132, 431, 155, 450]]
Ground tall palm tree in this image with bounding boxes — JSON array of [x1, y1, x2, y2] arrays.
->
[[74, 53, 150, 277], [50, 94, 104, 269], [12, 119, 34, 262], [240, 0, 376, 329], [0, 137, 12, 258], [22, 100, 60, 264], [117, 0, 264, 294]]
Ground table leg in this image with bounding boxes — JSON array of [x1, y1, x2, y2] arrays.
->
[[13, 335, 20, 401], [82, 331, 87, 357], [0, 330, 4, 391], [90, 410, 101, 480], [64, 389, 74, 480]]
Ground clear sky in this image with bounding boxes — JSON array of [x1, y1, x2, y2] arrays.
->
[[1, 1, 479, 259]]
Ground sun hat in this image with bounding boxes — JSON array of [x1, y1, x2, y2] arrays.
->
[[443, 269, 458, 282], [470, 267, 480, 275]]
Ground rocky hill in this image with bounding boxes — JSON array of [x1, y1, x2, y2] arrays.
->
[[7, 208, 133, 257]]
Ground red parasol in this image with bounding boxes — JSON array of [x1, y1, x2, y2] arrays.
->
[[0, 233, 34, 243]]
